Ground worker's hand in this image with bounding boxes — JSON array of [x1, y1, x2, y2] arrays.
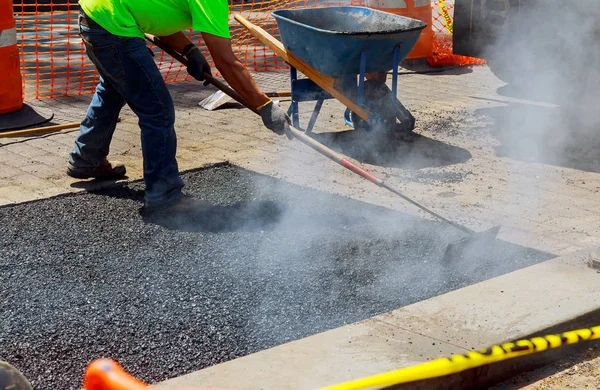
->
[[258, 100, 292, 138], [186, 46, 212, 85]]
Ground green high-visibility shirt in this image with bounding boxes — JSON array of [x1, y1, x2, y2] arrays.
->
[[79, 0, 230, 39]]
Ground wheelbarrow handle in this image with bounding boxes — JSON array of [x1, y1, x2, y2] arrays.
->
[[233, 14, 370, 121]]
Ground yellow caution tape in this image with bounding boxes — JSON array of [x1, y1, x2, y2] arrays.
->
[[439, 0, 454, 34], [320, 325, 600, 390]]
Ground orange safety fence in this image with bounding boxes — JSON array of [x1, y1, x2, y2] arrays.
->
[[13, 0, 483, 101], [428, 0, 486, 67]]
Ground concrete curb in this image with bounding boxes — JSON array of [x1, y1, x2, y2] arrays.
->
[[153, 246, 600, 390]]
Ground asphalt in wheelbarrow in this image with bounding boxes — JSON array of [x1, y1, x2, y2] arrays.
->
[[0, 164, 553, 389]]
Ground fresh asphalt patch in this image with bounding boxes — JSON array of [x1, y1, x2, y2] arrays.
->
[[0, 164, 554, 389]]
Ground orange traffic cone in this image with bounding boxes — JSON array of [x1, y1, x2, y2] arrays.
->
[[364, 0, 433, 60], [83, 359, 149, 390], [82, 358, 234, 390], [0, 0, 53, 132], [0, 0, 21, 114]]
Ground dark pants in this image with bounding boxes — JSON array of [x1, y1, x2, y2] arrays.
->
[[70, 10, 184, 208]]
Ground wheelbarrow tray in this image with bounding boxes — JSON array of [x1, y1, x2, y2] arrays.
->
[[272, 6, 427, 77]]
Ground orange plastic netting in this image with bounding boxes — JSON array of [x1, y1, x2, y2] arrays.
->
[[428, 0, 486, 67], [12, 0, 483, 101]]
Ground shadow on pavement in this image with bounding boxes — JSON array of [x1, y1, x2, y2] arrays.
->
[[79, 182, 369, 233], [495, 84, 565, 105], [310, 129, 472, 169], [143, 200, 285, 232], [70, 177, 133, 191], [477, 100, 600, 173], [142, 200, 369, 233], [399, 59, 475, 76]]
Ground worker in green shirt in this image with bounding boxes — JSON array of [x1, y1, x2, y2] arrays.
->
[[67, 0, 290, 218]]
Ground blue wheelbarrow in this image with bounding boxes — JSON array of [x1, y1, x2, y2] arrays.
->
[[236, 6, 426, 136]]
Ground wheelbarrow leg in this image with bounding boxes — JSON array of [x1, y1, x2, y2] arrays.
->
[[392, 45, 401, 98], [290, 66, 300, 128], [395, 100, 416, 132], [306, 91, 327, 134], [391, 44, 415, 133], [358, 50, 367, 107]]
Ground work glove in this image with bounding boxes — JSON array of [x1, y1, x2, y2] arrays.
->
[[258, 100, 292, 138], [185, 46, 212, 86]]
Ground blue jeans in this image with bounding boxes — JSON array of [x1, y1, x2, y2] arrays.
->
[[70, 12, 184, 208]]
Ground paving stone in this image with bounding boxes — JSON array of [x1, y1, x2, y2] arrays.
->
[[215, 131, 258, 144], [30, 154, 65, 168], [205, 139, 247, 153], [4, 143, 51, 159], [0, 197, 14, 206], [0, 166, 22, 179], [1, 152, 36, 168], [12, 173, 54, 188], [21, 163, 61, 177], [0, 186, 37, 202]]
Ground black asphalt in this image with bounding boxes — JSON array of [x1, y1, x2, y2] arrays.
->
[[0, 164, 553, 389]]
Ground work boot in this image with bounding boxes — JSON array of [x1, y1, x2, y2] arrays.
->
[[140, 196, 213, 228], [0, 361, 33, 390], [67, 159, 126, 180]]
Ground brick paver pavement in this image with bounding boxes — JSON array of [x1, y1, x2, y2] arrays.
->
[[1, 67, 599, 256]]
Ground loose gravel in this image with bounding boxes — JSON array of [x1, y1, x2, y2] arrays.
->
[[0, 164, 553, 389]]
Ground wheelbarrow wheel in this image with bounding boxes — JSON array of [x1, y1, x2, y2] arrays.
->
[[350, 111, 416, 145], [351, 79, 415, 139], [350, 111, 371, 132], [350, 111, 396, 135]]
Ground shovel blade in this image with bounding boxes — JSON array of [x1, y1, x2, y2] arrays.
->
[[199, 90, 286, 111], [199, 90, 232, 111], [443, 225, 501, 262]]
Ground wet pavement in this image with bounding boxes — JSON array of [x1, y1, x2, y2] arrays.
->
[[0, 164, 553, 389]]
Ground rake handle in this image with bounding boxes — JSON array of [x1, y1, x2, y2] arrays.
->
[[380, 182, 474, 235]]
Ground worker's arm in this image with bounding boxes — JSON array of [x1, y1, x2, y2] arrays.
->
[[201, 32, 290, 136], [201, 32, 269, 109], [157, 31, 267, 108], [158, 32, 212, 85], [160, 32, 289, 135], [156, 31, 192, 55]]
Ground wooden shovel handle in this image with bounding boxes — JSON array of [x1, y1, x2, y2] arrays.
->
[[233, 14, 370, 121], [0, 118, 121, 139]]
